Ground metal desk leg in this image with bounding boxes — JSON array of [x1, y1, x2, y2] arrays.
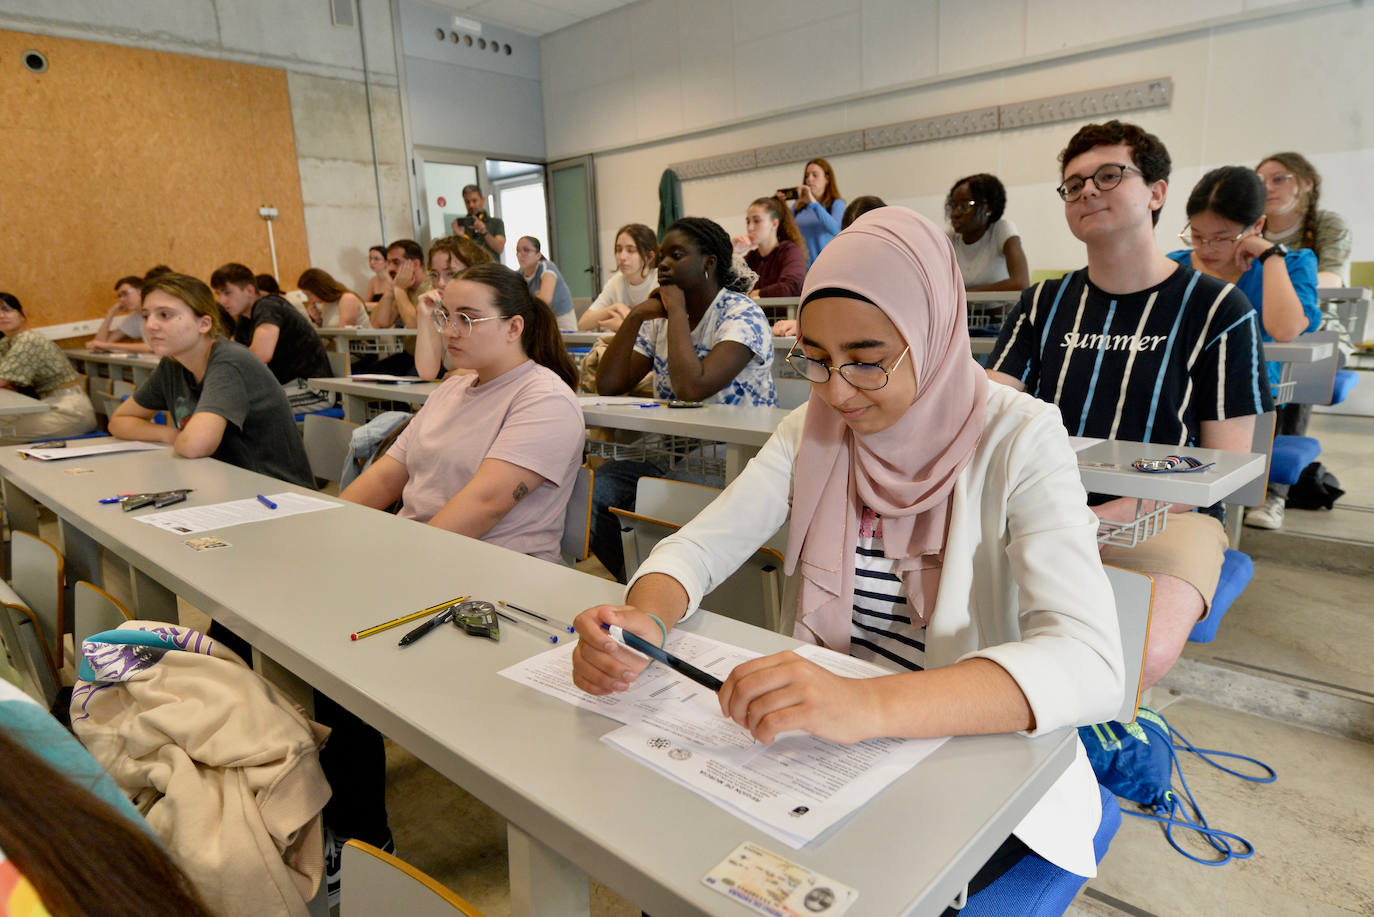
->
[[130, 566, 179, 622], [342, 393, 368, 424], [725, 444, 760, 482], [58, 519, 101, 588], [507, 823, 588, 917], [2, 479, 39, 535]]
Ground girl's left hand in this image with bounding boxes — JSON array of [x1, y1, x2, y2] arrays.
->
[[719, 651, 880, 744], [1234, 234, 1271, 272], [658, 283, 687, 315], [797, 184, 815, 206]]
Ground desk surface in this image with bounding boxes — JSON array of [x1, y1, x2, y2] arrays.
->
[[316, 327, 417, 339], [0, 389, 50, 416], [1263, 338, 1334, 363], [0, 445, 1076, 916], [64, 348, 161, 369], [1074, 440, 1265, 505]]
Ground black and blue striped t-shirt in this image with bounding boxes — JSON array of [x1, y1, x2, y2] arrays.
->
[[989, 265, 1272, 446]]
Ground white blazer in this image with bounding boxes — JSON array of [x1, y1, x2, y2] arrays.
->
[[630, 383, 1125, 877]]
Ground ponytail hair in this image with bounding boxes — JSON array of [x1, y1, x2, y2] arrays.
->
[[665, 217, 758, 295], [1258, 151, 1322, 251], [749, 197, 810, 262], [459, 263, 577, 390]]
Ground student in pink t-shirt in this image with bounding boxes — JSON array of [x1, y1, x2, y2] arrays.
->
[[340, 263, 583, 564]]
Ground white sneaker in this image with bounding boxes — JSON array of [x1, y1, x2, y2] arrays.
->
[[1244, 494, 1285, 530]]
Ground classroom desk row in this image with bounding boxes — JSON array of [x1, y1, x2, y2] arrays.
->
[[308, 376, 1266, 529], [0, 389, 50, 417], [0, 444, 1077, 917]]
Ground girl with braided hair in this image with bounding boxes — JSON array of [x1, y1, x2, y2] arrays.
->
[[1257, 152, 1351, 288], [592, 216, 778, 580]]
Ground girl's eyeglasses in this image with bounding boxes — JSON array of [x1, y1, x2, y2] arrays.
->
[[432, 306, 504, 336], [1178, 224, 1252, 251], [785, 342, 911, 391]]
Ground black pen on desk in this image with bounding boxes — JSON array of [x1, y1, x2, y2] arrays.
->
[[499, 600, 575, 633], [601, 623, 723, 692], [256, 494, 278, 510], [398, 604, 459, 647]]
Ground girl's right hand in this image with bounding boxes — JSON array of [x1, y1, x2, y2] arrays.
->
[[416, 289, 442, 319], [772, 319, 799, 337], [571, 604, 662, 694], [731, 234, 754, 255], [630, 290, 668, 322]]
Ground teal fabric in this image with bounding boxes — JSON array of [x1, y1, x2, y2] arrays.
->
[[657, 169, 682, 242], [1, 696, 148, 830]]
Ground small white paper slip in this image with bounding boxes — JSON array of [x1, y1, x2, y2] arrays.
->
[[703, 842, 858, 917]]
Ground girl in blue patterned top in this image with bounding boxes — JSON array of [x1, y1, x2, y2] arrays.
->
[[592, 216, 777, 581]]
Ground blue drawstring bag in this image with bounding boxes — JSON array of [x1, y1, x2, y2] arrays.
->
[[1079, 707, 1276, 866]]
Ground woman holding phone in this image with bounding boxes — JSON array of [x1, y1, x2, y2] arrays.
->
[[781, 158, 846, 265]]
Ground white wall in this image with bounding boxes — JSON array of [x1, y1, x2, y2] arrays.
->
[[0, 0, 412, 294], [399, 1, 545, 160], [543, 0, 1374, 274]]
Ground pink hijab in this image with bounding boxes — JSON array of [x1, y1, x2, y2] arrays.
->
[[785, 207, 988, 651]]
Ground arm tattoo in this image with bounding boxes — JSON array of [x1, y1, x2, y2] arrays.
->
[[512, 482, 529, 503]]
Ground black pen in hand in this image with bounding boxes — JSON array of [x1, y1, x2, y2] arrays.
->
[[398, 605, 459, 647]]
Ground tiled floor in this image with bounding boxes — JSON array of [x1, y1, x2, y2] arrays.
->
[[42, 407, 1374, 916]]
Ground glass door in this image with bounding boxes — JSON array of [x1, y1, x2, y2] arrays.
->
[[547, 156, 600, 299], [413, 147, 484, 247]]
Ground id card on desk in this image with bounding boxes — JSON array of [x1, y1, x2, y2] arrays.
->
[[703, 842, 857, 916]]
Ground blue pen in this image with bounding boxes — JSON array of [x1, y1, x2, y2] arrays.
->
[[600, 623, 723, 692], [256, 494, 278, 510]]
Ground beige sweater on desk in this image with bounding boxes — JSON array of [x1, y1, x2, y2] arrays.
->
[[71, 621, 331, 917]]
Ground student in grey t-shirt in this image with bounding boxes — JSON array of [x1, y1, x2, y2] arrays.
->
[[108, 272, 315, 489]]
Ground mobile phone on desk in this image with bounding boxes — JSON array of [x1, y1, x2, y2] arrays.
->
[[668, 400, 704, 408]]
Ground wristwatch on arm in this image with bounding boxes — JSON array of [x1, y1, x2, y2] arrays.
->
[[1257, 243, 1289, 264]]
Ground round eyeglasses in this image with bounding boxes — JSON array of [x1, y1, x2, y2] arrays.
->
[[1178, 224, 1250, 251], [785, 343, 911, 391], [1056, 163, 1142, 202], [432, 306, 504, 336]]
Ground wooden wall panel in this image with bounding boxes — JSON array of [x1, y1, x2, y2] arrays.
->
[[0, 29, 309, 328]]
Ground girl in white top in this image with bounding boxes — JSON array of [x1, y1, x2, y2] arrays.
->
[[572, 208, 1123, 887], [297, 268, 372, 329], [579, 223, 661, 332], [946, 173, 1029, 291]]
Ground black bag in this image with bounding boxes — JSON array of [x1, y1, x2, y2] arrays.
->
[[1285, 461, 1344, 510]]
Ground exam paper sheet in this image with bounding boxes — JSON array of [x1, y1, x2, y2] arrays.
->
[[132, 492, 342, 534], [17, 440, 164, 461], [499, 633, 947, 847]]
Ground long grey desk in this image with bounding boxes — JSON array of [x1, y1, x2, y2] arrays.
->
[[310, 377, 792, 481], [0, 444, 1076, 917], [1316, 286, 1371, 347], [0, 389, 51, 417], [64, 349, 161, 390], [316, 327, 415, 356]]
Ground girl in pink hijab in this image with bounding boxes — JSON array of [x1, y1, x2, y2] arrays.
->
[[572, 207, 1123, 883]]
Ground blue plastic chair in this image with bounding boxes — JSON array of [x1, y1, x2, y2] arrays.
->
[[1268, 435, 1320, 486], [1329, 369, 1358, 406], [960, 782, 1120, 916], [295, 406, 346, 423], [1189, 549, 1253, 643]]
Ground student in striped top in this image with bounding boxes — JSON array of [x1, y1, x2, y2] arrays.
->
[[573, 207, 1124, 894], [988, 120, 1271, 688]]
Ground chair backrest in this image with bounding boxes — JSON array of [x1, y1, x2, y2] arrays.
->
[[341, 840, 486, 917], [633, 477, 789, 553], [9, 531, 65, 670], [610, 508, 789, 632], [560, 465, 593, 567], [1283, 329, 1341, 404], [1103, 565, 1154, 724], [72, 582, 132, 653], [1228, 411, 1276, 508], [303, 414, 360, 484], [326, 350, 350, 377], [0, 597, 60, 707]]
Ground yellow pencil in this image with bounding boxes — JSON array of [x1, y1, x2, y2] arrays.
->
[[351, 595, 470, 641]]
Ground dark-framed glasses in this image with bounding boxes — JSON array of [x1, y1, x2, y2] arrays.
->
[[785, 342, 911, 391], [948, 198, 980, 215], [432, 306, 503, 336], [1178, 224, 1249, 251], [1056, 163, 1142, 202]]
